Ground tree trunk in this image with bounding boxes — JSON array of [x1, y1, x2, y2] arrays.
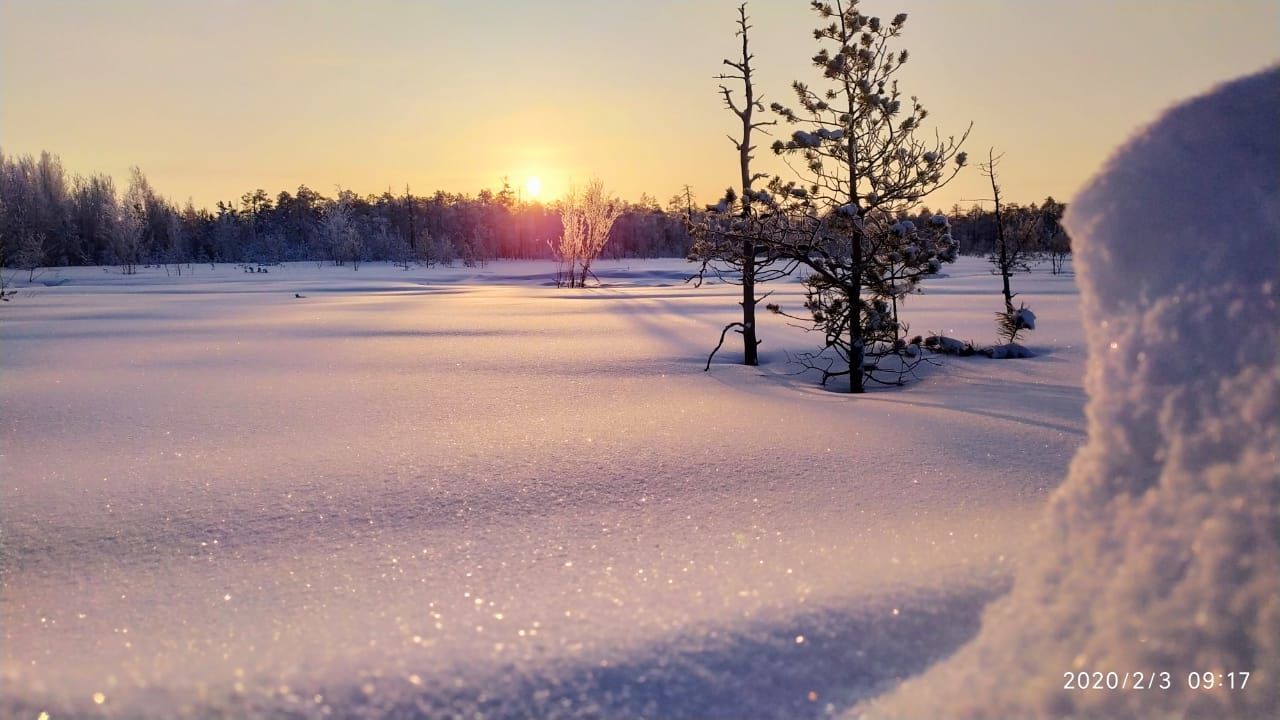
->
[[735, 6, 760, 367], [847, 121, 865, 393], [995, 202, 1013, 312], [742, 238, 758, 365], [849, 275, 865, 393], [989, 150, 1014, 313], [406, 186, 417, 255]]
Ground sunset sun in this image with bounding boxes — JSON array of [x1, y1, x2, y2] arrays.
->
[[525, 175, 542, 199]]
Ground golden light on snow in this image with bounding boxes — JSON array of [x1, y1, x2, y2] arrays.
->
[[525, 176, 543, 199]]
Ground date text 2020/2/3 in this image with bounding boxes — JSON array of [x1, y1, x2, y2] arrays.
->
[[1063, 671, 1250, 691]]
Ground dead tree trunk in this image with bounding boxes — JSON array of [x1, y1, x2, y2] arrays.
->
[[733, 6, 760, 366], [986, 149, 1014, 313], [717, 2, 775, 367]]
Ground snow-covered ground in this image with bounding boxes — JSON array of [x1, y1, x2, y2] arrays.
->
[[0, 256, 1086, 718]]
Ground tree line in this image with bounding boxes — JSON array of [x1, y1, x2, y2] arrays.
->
[[0, 151, 698, 272], [0, 147, 1065, 277]]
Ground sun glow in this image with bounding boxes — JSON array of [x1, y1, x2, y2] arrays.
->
[[525, 176, 542, 199]]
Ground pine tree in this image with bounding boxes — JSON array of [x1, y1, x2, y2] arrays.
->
[[765, 0, 969, 392]]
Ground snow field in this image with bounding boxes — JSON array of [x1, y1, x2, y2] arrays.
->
[[1, 256, 1085, 718]]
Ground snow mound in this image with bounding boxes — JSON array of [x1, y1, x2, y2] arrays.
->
[[980, 342, 1033, 360], [864, 66, 1280, 718], [1014, 306, 1035, 330]]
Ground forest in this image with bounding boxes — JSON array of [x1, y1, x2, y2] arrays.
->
[[0, 148, 1069, 272]]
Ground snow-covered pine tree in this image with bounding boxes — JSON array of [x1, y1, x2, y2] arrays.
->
[[766, 0, 969, 392]]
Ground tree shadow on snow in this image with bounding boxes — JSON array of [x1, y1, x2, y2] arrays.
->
[[359, 580, 1008, 720]]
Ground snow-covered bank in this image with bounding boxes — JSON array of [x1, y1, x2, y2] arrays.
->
[[1, 256, 1084, 718], [864, 67, 1279, 719]]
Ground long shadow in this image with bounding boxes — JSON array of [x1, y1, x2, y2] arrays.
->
[[334, 581, 1007, 719], [526, 584, 1000, 719], [0, 580, 1004, 719], [371, 583, 1004, 720], [279, 327, 550, 340], [547, 289, 743, 303], [879, 397, 1085, 437], [50, 284, 474, 296], [919, 286, 1080, 297], [0, 325, 205, 341], [1, 443, 732, 576]]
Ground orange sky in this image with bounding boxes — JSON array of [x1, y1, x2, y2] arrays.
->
[[2, 1, 1276, 209]]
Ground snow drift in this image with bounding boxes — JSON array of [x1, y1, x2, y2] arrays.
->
[[866, 66, 1280, 718]]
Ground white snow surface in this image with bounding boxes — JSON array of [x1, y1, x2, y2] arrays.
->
[[864, 66, 1280, 718], [1, 256, 1086, 718]]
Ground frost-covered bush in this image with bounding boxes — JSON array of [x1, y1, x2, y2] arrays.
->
[[867, 65, 1280, 719], [553, 180, 623, 287]]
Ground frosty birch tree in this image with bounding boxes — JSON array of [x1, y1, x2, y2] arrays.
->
[[319, 198, 364, 269], [766, 0, 969, 392], [688, 2, 792, 369], [431, 231, 457, 267], [1037, 196, 1070, 274], [553, 180, 623, 288], [16, 230, 46, 282], [110, 202, 144, 275], [0, 198, 17, 301]]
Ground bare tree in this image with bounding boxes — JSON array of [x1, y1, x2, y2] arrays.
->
[[110, 200, 144, 275], [16, 230, 46, 282], [432, 231, 457, 267], [387, 227, 414, 270], [319, 196, 365, 270], [553, 179, 623, 287], [689, 2, 791, 369], [0, 205, 18, 301], [0, 268, 15, 301], [764, 0, 969, 392], [461, 224, 491, 268], [1037, 196, 1070, 274], [981, 150, 1036, 345]]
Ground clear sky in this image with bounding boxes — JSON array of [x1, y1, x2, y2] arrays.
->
[[2, 0, 1276, 209]]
